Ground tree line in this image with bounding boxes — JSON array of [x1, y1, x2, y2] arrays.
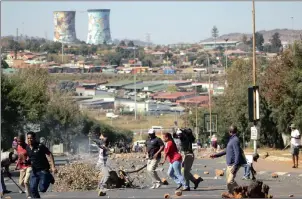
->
[[1, 68, 133, 150], [187, 41, 302, 148]]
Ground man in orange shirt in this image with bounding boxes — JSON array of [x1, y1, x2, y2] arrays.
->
[[16, 134, 32, 198]]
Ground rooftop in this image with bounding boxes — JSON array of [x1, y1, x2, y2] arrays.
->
[[105, 80, 138, 87], [123, 82, 163, 90], [153, 92, 196, 100], [200, 41, 240, 45]]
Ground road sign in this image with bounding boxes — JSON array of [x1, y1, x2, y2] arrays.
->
[[248, 86, 260, 122], [251, 126, 258, 140]]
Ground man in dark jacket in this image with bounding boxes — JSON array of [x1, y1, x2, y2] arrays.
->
[[173, 128, 202, 190], [210, 125, 246, 194]]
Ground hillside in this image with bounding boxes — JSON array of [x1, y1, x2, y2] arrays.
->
[[201, 29, 302, 42]]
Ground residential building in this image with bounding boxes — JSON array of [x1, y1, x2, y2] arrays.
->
[[200, 41, 240, 50]]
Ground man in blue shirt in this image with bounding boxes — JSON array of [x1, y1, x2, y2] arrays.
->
[[210, 125, 246, 194]]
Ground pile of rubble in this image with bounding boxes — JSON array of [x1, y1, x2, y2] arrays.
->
[[53, 153, 152, 192], [221, 180, 273, 198], [53, 161, 100, 192]]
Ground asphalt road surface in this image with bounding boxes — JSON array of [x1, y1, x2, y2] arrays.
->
[[4, 156, 302, 198]]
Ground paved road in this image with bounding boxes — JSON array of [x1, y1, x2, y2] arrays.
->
[[4, 156, 302, 198]]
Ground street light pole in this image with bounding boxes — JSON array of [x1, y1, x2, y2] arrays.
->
[[224, 38, 229, 87], [291, 16, 294, 52], [207, 54, 212, 137], [252, 0, 257, 154], [195, 83, 198, 140]]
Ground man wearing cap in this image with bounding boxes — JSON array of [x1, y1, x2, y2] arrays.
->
[[145, 129, 164, 189], [290, 124, 301, 168], [173, 128, 202, 191]]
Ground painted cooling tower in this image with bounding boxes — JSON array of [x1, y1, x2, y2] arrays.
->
[[87, 9, 112, 45], [53, 11, 77, 43]]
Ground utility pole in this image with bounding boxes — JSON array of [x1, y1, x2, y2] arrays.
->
[[134, 47, 137, 120], [291, 16, 294, 53], [207, 54, 212, 137], [61, 42, 64, 64], [224, 38, 229, 87], [252, 0, 258, 154], [195, 83, 198, 140], [14, 28, 19, 60]]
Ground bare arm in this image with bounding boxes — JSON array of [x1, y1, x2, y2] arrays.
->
[[46, 152, 56, 170]]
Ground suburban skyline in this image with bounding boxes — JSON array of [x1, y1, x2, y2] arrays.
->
[[1, 1, 302, 44]]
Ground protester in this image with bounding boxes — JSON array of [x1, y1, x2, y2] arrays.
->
[[26, 131, 57, 198], [160, 133, 189, 191], [211, 134, 218, 153], [91, 132, 110, 192], [145, 129, 164, 189], [290, 124, 301, 168], [12, 137, 18, 154], [16, 134, 32, 198], [173, 129, 202, 190], [0, 178, 3, 198], [1, 151, 18, 194], [242, 153, 259, 180], [210, 125, 246, 194]]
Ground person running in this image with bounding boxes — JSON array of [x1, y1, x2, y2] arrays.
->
[[211, 134, 218, 153], [12, 137, 18, 154], [290, 124, 301, 168], [145, 129, 164, 189], [91, 132, 111, 192], [173, 129, 202, 191], [242, 153, 259, 180], [210, 125, 246, 194], [26, 132, 57, 198], [16, 134, 32, 198], [160, 133, 189, 191], [1, 151, 18, 194]]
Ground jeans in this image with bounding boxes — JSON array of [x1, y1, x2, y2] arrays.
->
[[147, 159, 161, 184], [29, 170, 53, 198], [182, 153, 196, 187], [1, 172, 7, 191], [96, 159, 110, 189], [167, 161, 187, 188], [243, 163, 251, 178]]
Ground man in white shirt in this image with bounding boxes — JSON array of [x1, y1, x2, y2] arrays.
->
[[290, 124, 301, 168]]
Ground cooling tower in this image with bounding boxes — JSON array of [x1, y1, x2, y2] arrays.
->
[[86, 9, 112, 45], [53, 11, 77, 43]]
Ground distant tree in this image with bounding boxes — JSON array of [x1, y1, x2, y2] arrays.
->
[[119, 40, 126, 46], [155, 45, 161, 51], [241, 34, 248, 44], [90, 45, 98, 54], [167, 85, 178, 92], [211, 26, 219, 47], [270, 32, 282, 53], [247, 32, 264, 51], [127, 41, 135, 47], [1, 60, 9, 69]]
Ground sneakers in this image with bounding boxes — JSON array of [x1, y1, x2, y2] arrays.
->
[[194, 177, 203, 190], [242, 176, 250, 180], [150, 182, 161, 189], [176, 184, 182, 190]]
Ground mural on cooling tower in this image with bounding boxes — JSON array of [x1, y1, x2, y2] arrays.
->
[[87, 10, 112, 45], [53, 11, 77, 43]]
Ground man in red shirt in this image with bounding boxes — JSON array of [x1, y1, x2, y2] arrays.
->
[[16, 134, 32, 198], [160, 133, 189, 191]]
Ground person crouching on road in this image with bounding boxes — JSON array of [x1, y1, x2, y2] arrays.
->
[[242, 153, 259, 180], [173, 129, 202, 190], [16, 134, 32, 198], [145, 129, 164, 189], [26, 132, 57, 198], [91, 132, 111, 192], [210, 125, 246, 194], [160, 133, 189, 191]]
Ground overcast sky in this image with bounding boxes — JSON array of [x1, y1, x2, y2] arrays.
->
[[1, 1, 302, 44]]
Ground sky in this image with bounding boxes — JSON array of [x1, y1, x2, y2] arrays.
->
[[1, 1, 302, 45]]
